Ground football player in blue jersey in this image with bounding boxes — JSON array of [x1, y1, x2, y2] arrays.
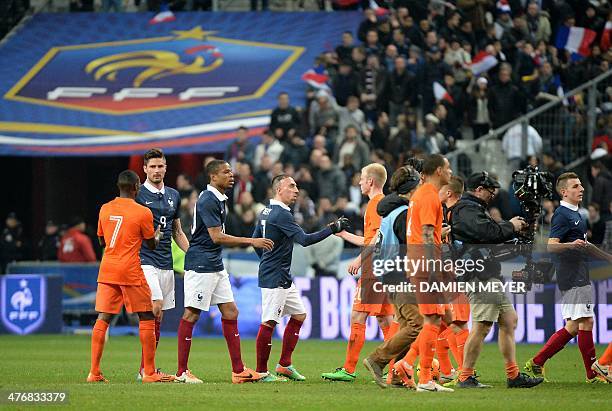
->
[[252, 174, 349, 382], [176, 159, 274, 384], [136, 148, 190, 379]]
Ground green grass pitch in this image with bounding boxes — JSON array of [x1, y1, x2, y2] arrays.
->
[[0, 335, 608, 410]]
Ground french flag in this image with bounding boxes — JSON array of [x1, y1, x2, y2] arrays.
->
[[601, 21, 612, 52], [433, 82, 453, 104], [469, 51, 498, 76], [555, 26, 596, 60], [149, 3, 176, 25], [301, 64, 330, 90], [496, 0, 511, 14]]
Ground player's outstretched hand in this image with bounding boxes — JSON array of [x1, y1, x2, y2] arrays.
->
[[154, 225, 163, 241], [252, 237, 274, 251], [328, 216, 351, 234]]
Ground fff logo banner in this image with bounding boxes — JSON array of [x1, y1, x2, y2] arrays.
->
[[1, 275, 47, 335]]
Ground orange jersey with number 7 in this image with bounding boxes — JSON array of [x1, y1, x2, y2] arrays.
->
[[97, 197, 155, 285]]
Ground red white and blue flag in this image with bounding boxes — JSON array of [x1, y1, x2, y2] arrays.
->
[[149, 3, 176, 25], [496, 0, 511, 14], [301, 64, 330, 90], [369, 0, 389, 16], [433, 82, 453, 104], [555, 26, 596, 60], [600, 21, 612, 52], [469, 51, 498, 76]]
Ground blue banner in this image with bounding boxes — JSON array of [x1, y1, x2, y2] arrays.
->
[[0, 275, 63, 335], [0, 12, 361, 156]]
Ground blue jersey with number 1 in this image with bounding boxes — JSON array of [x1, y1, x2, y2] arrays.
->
[[253, 200, 332, 289]]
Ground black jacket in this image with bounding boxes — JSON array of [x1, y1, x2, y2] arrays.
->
[[450, 193, 515, 244]]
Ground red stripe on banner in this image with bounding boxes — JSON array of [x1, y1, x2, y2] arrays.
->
[[16, 127, 266, 155]]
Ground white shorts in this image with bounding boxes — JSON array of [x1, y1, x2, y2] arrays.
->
[[184, 269, 234, 311], [561, 284, 595, 321], [261, 283, 306, 323], [141, 265, 175, 310]]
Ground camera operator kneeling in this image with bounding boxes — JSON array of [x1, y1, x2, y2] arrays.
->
[[450, 172, 544, 389]]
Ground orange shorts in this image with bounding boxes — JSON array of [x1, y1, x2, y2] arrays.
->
[[95, 281, 153, 314], [353, 277, 394, 316], [418, 303, 446, 316], [450, 303, 470, 322]]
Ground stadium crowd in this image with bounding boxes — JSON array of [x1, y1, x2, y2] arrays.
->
[[2, 0, 612, 274]]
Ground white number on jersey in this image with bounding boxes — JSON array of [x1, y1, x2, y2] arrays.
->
[[108, 215, 123, 248]]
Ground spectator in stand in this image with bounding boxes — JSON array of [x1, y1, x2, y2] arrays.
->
[[383, 44, 399, 73], [590, 161, 612, 219], [438, 9, 461, 42], [312, 134, 331, 155], [58, 216, 96, 262], [316, 155, 346, 203], [338, 95, 368, 144], [194, 155, 215, 192], [252, 155, 273, 203], [334, 125, 370, 172], [387, 113, 417, 165], [391, 28, 409, 57], [225, 126, 254, 169], [588, 203, 607, 244], [270, 92, 301, 141], [406, 45, 424, 76], [295, 165, 319, 202], [364, 29, 384, 60], [417, 45, 452, 115], [293, 188, 317, 231], [467, 76, 492, 139], [253, 129, 284, 171], [315, 197, 338, 229], [281, 133, 310, 168], [370, 111, 391, 151], [501, 123, 543, 171], [542, 151, 565, 183], [38, 220, 60, 261], [231, 161, 255, 209], [332, 61, 360, 107], [0, 212, 27, 272], [357, 8, 378, 43], [419, 113, 448, 154], [358, 54, 387, 121], [386, 55, 416, 126], [309, 90, 340, 141], [336, 31, 355, 63], [526, 1, 552, 43], [351, 46, 367, 73], [179, 190, 198, 240], [176, 173, 195, 200], [488, 63, 526, 129]]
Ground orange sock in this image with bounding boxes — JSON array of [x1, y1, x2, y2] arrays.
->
[[505, 361, 519, 379], [453, 329, 469, 370], [459, 367, 474, 382], [140, 320, 156, 376], [90, 319, 109, 375], [436, 328, 453, 375], [403, 334, 420, 365], [343, 323, 366, 373], [382, 321, 399, 341], [418, 324, 440, 383], [446, 330, 459, 368], [600, 342, 612, 365]]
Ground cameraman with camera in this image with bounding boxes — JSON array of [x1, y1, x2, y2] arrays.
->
[[450, 172, 543, 389], [525, 172, 605, 383]]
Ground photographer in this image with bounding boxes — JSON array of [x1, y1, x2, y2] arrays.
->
[[525, 173, 607, 383], [450, 172, 543, 389]]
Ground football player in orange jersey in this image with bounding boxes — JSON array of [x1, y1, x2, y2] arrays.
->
[[87, 170, 173, 383], [322, 163, 395, 382]]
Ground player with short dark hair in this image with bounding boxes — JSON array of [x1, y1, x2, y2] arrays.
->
[[252, 174, 349, 382], [88, 170, 174, 383], [175, 160, 274, 384], [525, 173, 607, 383], [135, 148, 189, 379]]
